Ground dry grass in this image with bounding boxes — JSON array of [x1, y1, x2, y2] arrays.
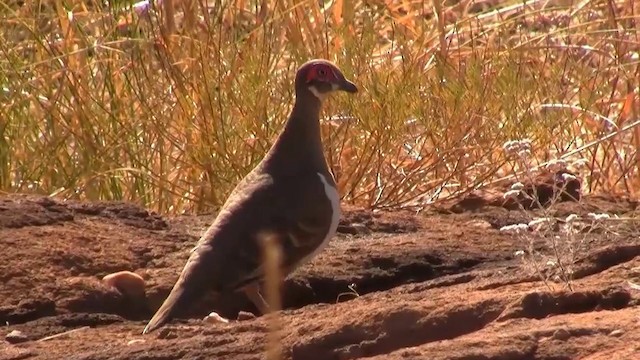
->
[[1, 0, 639, 213]]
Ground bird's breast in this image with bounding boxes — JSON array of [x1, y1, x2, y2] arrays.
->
[[295, 172, 341, 267]]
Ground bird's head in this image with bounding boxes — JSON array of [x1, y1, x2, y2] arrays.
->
[[295, 59, 358, 102]]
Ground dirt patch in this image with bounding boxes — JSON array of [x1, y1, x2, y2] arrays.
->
[[1, 193, 639, 359]]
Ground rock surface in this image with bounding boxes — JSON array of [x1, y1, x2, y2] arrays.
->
[[0, 193, 639, 359]]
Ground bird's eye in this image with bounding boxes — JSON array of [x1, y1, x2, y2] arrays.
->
[[317, 67, 327, 78]]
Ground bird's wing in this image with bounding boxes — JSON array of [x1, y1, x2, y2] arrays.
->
[[143, 171, 336, 334]]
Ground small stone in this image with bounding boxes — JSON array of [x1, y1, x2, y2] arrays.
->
[[157, 327, 177, 340], [102, 271, 146, 299], [337, 222, 370, 235], [5, 330, 29, 344], [467, 219, 492, 230], [237, 311, 256, 321], [350, 223, 369, 233], [127, 339, 146, 346], [552, 328, 571, 341], [609, 329, 624, 337], [203, 312, 229, 324]]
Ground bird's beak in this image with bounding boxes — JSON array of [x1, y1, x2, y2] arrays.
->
[[338, 78, 358, 93]]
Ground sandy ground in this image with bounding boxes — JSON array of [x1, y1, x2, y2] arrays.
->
[[1, 185, 640, 359]]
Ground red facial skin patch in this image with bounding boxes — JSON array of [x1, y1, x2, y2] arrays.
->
[[305, 64, 338, 84]]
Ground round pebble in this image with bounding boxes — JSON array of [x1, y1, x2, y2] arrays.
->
[[237, 311, 256, 321], [552, 328, 571, 341], [102, 271, 146, 298], [5, 330, 28, 344], [203, 312, 229, 324], [609, 329, 624, 337]]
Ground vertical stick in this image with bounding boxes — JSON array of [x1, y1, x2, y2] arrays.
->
[[261, 232, 283, 360], [163, 0, 176, 35], [183, 0, 195, 32]]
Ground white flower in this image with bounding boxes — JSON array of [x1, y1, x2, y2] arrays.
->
[[561, 173, 577, 181], [545, 159, 568, 172], [514, 250, 525, 256], [499, 224, 530, 233], [528, 218, 554, 232], [528, 218, 552, 227], [503, 189, 521, 200], [546, 260, 557, 267], [503, 139, 533, 156], [510, 182, 525, 190], [588, 213, 610, 221], [572, 159, 589, 169], [565, 214, 579, 223], [502, 140, 517, 151], [133, 0, 163, 16]]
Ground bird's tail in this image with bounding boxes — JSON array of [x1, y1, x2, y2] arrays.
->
[[143, 280, 187, 334], [143, 258, 209, 334]]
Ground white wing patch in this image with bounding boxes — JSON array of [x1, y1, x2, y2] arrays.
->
[[297, 173, 340, 266]]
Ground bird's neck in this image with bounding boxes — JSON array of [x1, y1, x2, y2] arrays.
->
[[263, 96, 329, 175], [285, 99, 323, 144]]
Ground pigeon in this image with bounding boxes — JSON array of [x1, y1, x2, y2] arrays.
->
[[143, 59, 358, 334]]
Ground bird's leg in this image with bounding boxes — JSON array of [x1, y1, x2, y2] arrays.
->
[[243, 283, 270, 314]]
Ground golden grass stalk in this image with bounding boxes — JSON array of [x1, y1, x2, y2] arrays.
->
[[0, 0, 638, 213]]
